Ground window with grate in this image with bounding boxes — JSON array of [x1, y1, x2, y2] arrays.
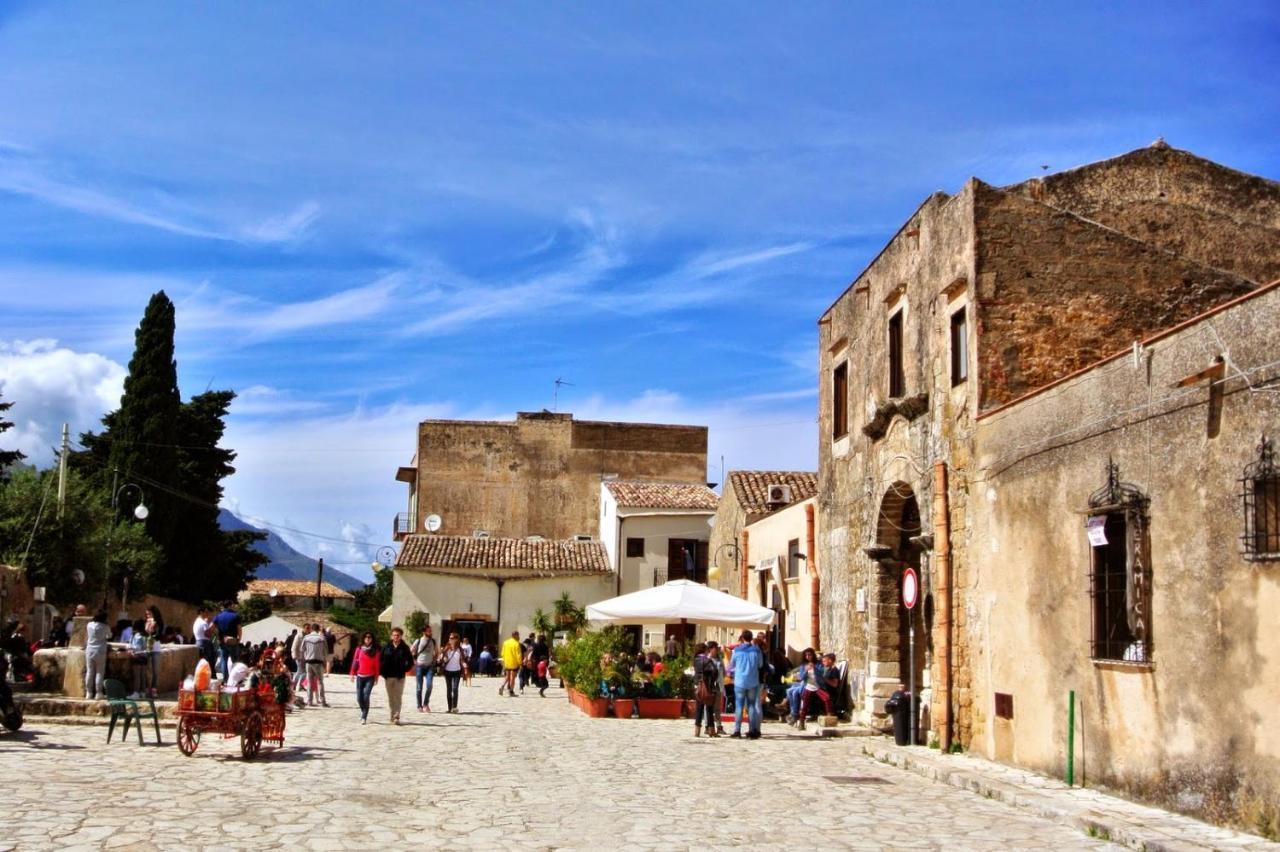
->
[[1241, 437, 1280, 560], [625, 537, 644, 558], [888, 310, 905, 398], [832, 362, 848, 439], [1087, 461, 1152, 663]]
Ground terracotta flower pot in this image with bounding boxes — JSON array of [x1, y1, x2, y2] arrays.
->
[[635, 698, 684, 719], [612, 698, 635, 718], [583, 696, 610, 718]]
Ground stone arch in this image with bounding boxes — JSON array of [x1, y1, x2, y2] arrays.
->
[[866, 481, 927, 727]]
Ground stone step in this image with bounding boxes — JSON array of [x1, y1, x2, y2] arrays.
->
[[14, 694, 180, 720]]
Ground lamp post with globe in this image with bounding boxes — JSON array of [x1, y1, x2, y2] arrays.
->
[[101, 472, 149, 613]]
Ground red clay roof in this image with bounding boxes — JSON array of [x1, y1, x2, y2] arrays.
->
[[244, 579, 354, 600], [728, 471, 819, 515], [397, 535, 610, 577], [605, 480, 718, 511]]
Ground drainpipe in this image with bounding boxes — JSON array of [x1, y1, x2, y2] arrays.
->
[[739, 530, 750, 599], [495, 579, 506, 635], [933, 461, 953, 752], [806, 503, 819, 650]]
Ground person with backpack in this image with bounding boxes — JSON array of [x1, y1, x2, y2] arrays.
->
[[692, 642, 721, 738], [301, 622, 329, 707], [411, 624, 438, 713], [349, 632, 380, 725]]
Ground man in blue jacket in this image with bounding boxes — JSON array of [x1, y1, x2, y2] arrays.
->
[[729, 630, 764, 739]]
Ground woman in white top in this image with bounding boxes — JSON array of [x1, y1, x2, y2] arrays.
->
[[84, 611, 113, 700], [459, 638, 473, 686], [439, 633, 468, 713]]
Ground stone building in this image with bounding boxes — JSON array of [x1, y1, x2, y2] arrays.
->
[[816, 142, 1280, 831], [740, 493, 820, 662], [239, 579, 355, 611], [393, 411, 707, 541]]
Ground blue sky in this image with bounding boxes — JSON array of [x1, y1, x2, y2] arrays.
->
[[1, 3, 1277, 580]]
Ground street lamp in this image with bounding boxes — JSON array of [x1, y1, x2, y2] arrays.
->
[[102, 471, 149, 613], [371, 546, 397, 574], [709, 541, 740, 584]]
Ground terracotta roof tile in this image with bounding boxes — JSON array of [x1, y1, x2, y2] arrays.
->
[[244, 579, 354, 600], [397, 535, 610, 577], [728, 470, 819, 515], [605, 480, 718, 510]]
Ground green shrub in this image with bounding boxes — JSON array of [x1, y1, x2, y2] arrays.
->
[[403, 609, 429, 638], [554, 626, 634, 697]]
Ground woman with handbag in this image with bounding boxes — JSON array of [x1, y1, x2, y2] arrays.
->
[[349, 631, 380, 725], [438, 632, 468, 713], [692, 642, 721, 738]]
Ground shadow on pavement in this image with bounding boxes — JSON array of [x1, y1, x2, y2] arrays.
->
[[0, 729, 89, 750]]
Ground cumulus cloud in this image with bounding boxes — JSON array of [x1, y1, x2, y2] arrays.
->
[[0, 339, 125, 465]]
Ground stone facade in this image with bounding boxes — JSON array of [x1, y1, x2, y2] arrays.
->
[[399, 412, 707, 541], [816, 142, 1280, 832]]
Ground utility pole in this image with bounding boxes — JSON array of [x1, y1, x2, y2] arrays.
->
[[314, 558, 324, 611], [56, 423, 69, 519]]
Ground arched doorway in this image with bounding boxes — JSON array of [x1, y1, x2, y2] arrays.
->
[[870, 482, 926, 729]]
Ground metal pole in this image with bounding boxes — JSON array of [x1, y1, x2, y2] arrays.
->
[[101, 468, 119, 609], [908, 605, 916, 746], [1066, 690, 1076, 786]]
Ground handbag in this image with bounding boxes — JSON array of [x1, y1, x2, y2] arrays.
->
[[695, 680, 710, 704]]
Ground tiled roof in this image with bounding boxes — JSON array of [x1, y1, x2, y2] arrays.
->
[[728, 470, 819, 515], [397, 535, 611, 578], [606, 480, 718, 511], [244, 579, 354, 600]]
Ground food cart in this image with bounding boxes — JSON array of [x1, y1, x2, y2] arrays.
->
[[175, 683, 285, 759]]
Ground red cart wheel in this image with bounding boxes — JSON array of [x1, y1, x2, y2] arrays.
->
[[241, 711, 263, 759], [177, 716, 200, 756]]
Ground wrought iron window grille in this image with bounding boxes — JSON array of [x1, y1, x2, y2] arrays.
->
[[1240, 436, 1280, 561], [1087, 459, 1152, 663]]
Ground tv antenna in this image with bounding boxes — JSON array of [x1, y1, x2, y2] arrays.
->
[[553, 377, 574, 411]]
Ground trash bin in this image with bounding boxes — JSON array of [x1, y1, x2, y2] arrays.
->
[[886, 689, 915, 746]]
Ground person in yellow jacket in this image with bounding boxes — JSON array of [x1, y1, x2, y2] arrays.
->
[[499, 630, 523, 697]]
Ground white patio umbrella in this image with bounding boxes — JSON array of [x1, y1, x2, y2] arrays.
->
[[586, 580, 775, 629]]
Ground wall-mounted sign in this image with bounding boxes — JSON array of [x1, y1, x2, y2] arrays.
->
[[902, 567, 919, 610], [856, 588, 867, 613], [1086, 516, 1108, 547], [755, 556, 778, 573]]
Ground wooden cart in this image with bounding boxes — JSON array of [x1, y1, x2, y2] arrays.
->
[[175, 685, 286, 759]]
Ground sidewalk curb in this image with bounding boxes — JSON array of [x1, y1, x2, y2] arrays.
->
[[859, 740, 1277, 851]]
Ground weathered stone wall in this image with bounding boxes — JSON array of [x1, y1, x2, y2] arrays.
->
[[970, 285, 1280, 834], [974, 180, 1256, 409], [1006, 143, 1280, 284], [413, 413, 707, 541]]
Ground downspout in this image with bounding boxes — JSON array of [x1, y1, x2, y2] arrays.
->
[[933, 461, 953, 752], [616, 515, 624, 597], [739, 530, 750, 599], [495, 579, 506, 635], [806, 503, 819, 650]]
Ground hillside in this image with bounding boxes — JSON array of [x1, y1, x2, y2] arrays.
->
[[218, 509, 368, 593]]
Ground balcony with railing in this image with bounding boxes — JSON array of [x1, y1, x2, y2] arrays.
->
[[393, 512, 416, 541]]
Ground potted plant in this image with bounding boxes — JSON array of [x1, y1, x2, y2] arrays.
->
[[635, 645, 695, 718], [603, 653, 637, 718]]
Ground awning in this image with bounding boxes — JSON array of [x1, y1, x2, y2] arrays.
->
[[378, 605, 393, 623], [586, 580, 776, 629]]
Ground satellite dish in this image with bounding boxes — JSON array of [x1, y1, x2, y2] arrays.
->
[[71, 569, 85, 586], [425, 514, 442, 533], [269, 588, 278, 598]]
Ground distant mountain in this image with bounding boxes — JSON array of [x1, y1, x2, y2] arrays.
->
[[218, 508, 369, 593]]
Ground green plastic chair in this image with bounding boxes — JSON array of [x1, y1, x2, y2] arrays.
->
[[104, 679, 161, 745]]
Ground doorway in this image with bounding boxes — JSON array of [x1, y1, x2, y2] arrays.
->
[[872, 482, 926, 725]]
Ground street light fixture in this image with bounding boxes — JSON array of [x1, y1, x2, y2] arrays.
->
[[102, 470, 149, 613]]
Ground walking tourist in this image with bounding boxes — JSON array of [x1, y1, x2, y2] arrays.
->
[[380, 627, 414, 724], [192, 607, 215, 669], [533, 633, 550, 697], [730, 630, 763, 739], [84, 611, 112, 700], [439, 632, 467, 713], [350, 631, 380, 724], [460, 636, 473, 686], [692, 642, 720, 738], [301, 622, 328, 707], [324, 628, 336, 673], [709, 641, 727, 735], [499, 630, 522, 697], [212, 601, 242, 681], [291, 624, 310, 692], [518, 632, 535, 692], [411, 624, 437, 712]]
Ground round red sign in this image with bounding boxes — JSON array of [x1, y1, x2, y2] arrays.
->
[[902, 567, 919, 610]]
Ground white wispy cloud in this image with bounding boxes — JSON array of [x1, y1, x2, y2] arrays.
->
[[179, 273, 403, 339], [239, 200, 321, 243], [0, 339, 126, 464]]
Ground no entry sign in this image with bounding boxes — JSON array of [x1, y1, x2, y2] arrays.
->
[[902, 567, 919, 610]]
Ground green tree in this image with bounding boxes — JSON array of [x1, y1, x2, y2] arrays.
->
[[0, 391, 24, 477], [404, 609, 429, 638], [0, 467, 161, 607], [354, 568, 393, 614], [238, 594, 272, 624]]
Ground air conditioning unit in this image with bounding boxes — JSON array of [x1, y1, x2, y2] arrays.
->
[[765, 484, 793, 506], [525, 535, 544, 542], [572, 534, 594, 542], [473, 529, 491, 539]]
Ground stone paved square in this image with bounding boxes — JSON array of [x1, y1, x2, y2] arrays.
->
[[0, 676, 1124, 851]]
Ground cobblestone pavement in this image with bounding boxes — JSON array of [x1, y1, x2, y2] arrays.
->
[[1, 675, 1130, 851]]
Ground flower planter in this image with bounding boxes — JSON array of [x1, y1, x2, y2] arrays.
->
[[612, 698, 635, 718], [582, 696, 610, 718], [635, 697, 685, 719]]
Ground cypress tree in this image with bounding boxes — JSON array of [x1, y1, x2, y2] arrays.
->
[[109, 291, 183, 593]]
